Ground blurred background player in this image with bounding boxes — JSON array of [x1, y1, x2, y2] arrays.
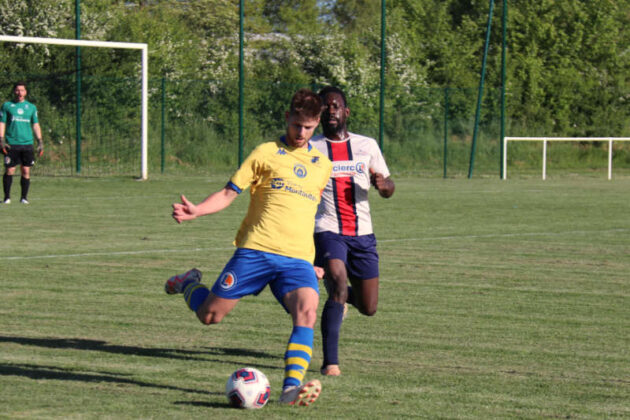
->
[[0, 81, 43, 204], [167, 88, 332, 406], [311, 86, 395, 376]]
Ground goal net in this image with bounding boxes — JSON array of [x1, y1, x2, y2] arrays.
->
[[0, 35, 148, 179]]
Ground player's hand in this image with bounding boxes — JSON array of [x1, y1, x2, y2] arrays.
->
[[172, 195, 198, 224], [313, 266, 325, 280], [37, 144, 44, 157], [0, 138, 9, 155], [369, 168, 385, 190]]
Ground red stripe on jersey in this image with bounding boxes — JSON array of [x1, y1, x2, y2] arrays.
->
[[328, 141, 358, 236]]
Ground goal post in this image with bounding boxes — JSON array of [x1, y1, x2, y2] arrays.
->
[[0, 35, 149, 180], [502, 137, 630, 180]]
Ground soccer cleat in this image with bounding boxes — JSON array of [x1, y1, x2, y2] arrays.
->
[[278, 379, 321, 406], [20, 198, 29, 204], [164, 268, 202, 294], [320, 364, 341, 376], [3, 198, 10, 204]]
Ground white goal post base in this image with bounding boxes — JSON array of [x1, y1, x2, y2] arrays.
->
[[0, 35, 149, 180], [502, 137, 630, 180]]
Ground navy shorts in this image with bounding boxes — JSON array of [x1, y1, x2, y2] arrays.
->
[[211, 248, 319, 312], [314, 231, 379, 280], [4, 144, 35, 168]]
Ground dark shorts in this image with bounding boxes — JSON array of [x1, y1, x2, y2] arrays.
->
[[314, 231, 380, 280], [4, 144, 35, 168]]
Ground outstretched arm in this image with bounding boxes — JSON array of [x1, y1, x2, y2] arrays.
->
[[172, 186, 239, 224], [369, 168, 395, 198]]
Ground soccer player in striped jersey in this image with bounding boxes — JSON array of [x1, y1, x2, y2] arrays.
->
[[166, 89, 332, 406], [310, 86, 395, 377]]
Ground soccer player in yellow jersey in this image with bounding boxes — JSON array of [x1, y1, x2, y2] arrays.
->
[[167, 89, 332, 406]]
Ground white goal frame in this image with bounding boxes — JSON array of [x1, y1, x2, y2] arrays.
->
[[0, 35, 149, 179], [502, 137, 630, 180]]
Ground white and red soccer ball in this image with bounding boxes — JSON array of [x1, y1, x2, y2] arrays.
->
[[225, 367, 270, 409]]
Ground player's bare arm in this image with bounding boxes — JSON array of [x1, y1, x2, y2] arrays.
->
[[369, 168, 395, 198], [33, 122, 43, 156], [0, 122, 7, 154], [172, 187, 238, 223]]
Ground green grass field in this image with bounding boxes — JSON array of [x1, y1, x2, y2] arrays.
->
[[1, 174, 629, 419]]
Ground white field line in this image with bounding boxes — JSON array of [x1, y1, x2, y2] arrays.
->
[[1, 247, 236, 261], [1, 228, 627, 261], [379, 227, 629, 243]]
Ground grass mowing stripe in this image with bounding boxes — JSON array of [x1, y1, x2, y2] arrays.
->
[[4, 227, 626, 260], [0, 247, 236, 260]]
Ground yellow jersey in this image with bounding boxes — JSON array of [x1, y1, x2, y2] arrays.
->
[[228, 137, 332, 263]]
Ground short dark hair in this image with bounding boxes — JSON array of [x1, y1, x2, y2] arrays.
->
[[13, 81, 27, 90], [289, 88, 322, 119], [318, 86, 347, 107]]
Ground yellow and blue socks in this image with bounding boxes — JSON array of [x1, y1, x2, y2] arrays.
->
[[283, 326, 313, 390], [182, 279, 209, 312], [321, 300, 345, 367]]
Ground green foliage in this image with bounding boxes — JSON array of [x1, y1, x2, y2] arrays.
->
[[2, 0, 630, 176]]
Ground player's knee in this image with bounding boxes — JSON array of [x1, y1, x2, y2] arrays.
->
[[329, 285, 348, 302], [197, 309, 224, 325], [295, 307, 318, 328], [328, 269, 346, 285], [358, 302, 378, 317]]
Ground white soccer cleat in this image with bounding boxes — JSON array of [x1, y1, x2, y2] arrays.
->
[[164, 268, 202, 294], [3, 198, 10, 204], [20, 198, 29, 204], [278, 379, 321, 406]]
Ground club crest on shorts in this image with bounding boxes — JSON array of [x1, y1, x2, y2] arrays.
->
[[219, 271, 237, 290]]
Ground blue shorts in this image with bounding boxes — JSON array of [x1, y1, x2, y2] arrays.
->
[[314, 231, 380, 280], [211, 248, 319, 312]]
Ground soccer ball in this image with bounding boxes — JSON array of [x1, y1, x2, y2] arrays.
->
[[225, 367, 271, 409]]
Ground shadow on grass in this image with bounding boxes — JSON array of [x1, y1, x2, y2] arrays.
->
[[174, 400, 230, 408], [0, 334, 276, 361], [0, 362, 215, 395], [0, 335, 286, 374]]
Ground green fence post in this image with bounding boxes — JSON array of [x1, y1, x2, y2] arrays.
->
[[468, 0, 495, 179], [238, 0, 244, 166], [500, 0, 507, 178], [378, 0, 386, 150], [161, 77, 165, 174], [444, 87, 449, 179], [75, 0, 82, 174]]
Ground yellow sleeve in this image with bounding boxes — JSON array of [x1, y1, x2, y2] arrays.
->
[[229, 144, 267, 192]]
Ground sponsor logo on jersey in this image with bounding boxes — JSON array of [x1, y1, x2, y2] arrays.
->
[[219, 271, 237, 290], [271, 178, 285, 189], [283, 184, 318, 201], [331, 160, 367, 177], [276, 148, 287, 155], [311, 156, 319, 163], [270, 177, 317, 201], [17, 108, 24, 115], [293, 163, 307, 178]]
